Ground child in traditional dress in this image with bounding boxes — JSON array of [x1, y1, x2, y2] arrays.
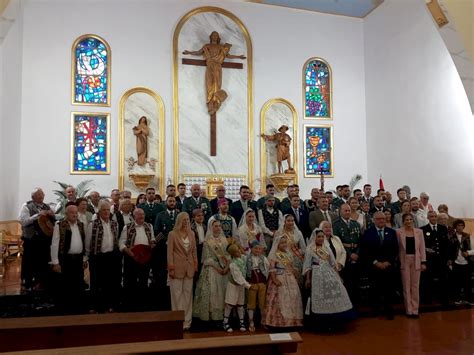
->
[[223, 243, 251, 333], [246, 240, 269, 332]]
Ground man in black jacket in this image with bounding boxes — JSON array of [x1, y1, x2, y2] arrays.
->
[[420, 211, 450, 305], [360, 211, 399, 319]]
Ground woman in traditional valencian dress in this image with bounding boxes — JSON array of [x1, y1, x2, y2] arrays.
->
[[262, 235, 304, 328], [193, 220, 230, 322], [237, 209, 266, 254], [303, 229, 355, 331], [274, 214, 306, 286]]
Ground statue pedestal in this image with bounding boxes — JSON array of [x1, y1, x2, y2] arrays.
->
[[129, 174, 155, 191], [269, 173, 296, 192]]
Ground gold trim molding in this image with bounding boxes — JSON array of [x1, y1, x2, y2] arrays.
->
[[427, 0, 448, 27], [71, 34, 112, 107], [118, 87, 165, 194], [70, 112, 111, 175], [302, 57, 333, 120], [260, 98, 298, 195], [172, 6, 254, 190]]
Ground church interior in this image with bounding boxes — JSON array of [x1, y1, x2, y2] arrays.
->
[[0, 0, 473, 353]]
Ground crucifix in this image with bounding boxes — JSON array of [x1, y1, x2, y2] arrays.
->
[[182, 31, 246, 156]]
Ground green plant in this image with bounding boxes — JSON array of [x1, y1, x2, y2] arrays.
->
[[52, 180, 94, 215]]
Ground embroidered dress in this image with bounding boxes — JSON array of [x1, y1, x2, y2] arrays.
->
[[275, 228, 306, 286], [262, 247, 303, 327], [238, 223, 266, 254], [193, 234, 229, 321], [303, 244, 355, 327]]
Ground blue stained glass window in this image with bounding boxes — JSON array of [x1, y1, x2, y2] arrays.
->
[[305, 126, 332, 176], [305, 59, 331, 118], [73, 114, 108, 172], [74, 36, 109, 104]]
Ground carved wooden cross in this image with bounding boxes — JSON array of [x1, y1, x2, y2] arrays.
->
[[182, 58, 243, 156]]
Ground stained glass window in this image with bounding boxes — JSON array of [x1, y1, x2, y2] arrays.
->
[[305, 125, 333, 176], [304, 58, 331, 118], [71, 113, 109, 174], [73, 35, 110, 105]]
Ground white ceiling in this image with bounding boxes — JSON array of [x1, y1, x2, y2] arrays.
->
[[249, 0, 384, 17]]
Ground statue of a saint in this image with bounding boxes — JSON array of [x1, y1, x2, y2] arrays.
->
[[261, 125, 295, 174], [133, 116, 149, 166], [183, 31, 246, 115]]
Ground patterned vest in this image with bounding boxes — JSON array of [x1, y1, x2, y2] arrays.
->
[[89, 218, 119, 255], [262, 208, 279, 231], [58, 220, 85, 258], [125, 222, 153, 247], [23, 201, 52, 239], [214, 214, 233, 238]]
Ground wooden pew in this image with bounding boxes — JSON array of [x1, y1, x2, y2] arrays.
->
[[0, 311, 184, 352], [3, 332, 302, 355]]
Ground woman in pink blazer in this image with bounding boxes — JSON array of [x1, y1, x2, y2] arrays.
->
[[168, 212, 198, 330], [396, 213, 427, 318]]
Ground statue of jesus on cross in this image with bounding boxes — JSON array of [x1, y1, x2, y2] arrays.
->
[[182, 31, 246, 156]]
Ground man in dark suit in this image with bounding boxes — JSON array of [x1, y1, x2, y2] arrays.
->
[[175, 183, 187, 211], [420, 211, 450, 304], [359, 211, 399, 319], [369, 196, 385, 216], [182, 184, 212, 223], [361, 184, 374, 207], [209, 185, 233, 215], [230, 185, 257, 225], [137, 187, 164, 225], [284, 195, 311, 241], [256, 184, 281, 210], [280, 185, 303, 212], [308, 196, 336, 232]]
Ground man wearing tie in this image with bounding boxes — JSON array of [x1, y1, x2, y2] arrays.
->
[[137, 187, 164, 225], [284, 195, 310, 241], [308, 196, 336, 232], [420, 211, 450, 305], [359, 211, 399, 319], [182, 184, 212, 223], [333, 204, 362, 305], [152, 195, 179, 309]]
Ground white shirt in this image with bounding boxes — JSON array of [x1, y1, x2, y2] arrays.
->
[[50, 221, 84, 265], [86, 219, 114, 256], [119, 224, 150, 251], [19, 202, 41, 227], [195, 224, 205, 244], [122, 213, 132, 225], [414, 209, 428, 228], [183, 237, 190, 252], [78, 212, 89, 227]]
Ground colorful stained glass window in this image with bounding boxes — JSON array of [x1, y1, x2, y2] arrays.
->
[[73, 36, 110, 105], [305, 125, 333, 176], [304, 59, 331, 118], [72, 113, 109, 173]]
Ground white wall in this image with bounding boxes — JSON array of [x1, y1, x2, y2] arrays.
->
[[0, 7, 23, 220], [364, 0, 474, 216], [12, 0, 366, 208]]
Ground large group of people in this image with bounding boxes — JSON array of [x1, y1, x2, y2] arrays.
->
[[18, 182, 473, 331]]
